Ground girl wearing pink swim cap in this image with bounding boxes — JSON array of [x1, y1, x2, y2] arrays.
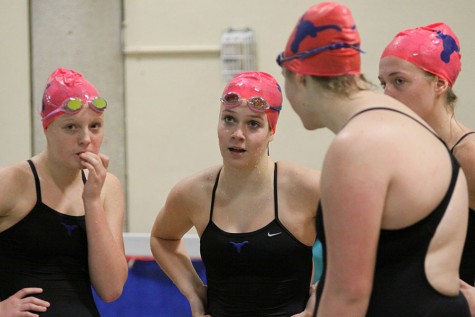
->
[[0, 68, 127, 316], [379, 22, 475, 314], [278, 3, 469, 317], [151, 71, 321, 316]]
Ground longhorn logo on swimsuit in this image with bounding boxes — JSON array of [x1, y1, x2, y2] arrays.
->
[[62, 223, 79, 237], [229, 241, 249, 254]]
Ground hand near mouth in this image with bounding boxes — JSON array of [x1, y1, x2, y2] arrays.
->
[[79, 152, 110, 202]]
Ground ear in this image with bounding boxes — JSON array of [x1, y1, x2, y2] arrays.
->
[[268, 131, 275, 142], [295, 73, 307, 88], [434, 77, 449, 96]]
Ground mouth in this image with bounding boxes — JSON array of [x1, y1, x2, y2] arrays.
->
[[75, 151, 88, 159], [228, 147, 246, 153]]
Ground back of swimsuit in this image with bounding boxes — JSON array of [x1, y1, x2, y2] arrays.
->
[[451, 131, 475, 285], [314, 108, 470, 317]]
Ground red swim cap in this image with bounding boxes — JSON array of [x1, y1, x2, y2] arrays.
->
[[41, 67, 100, 129], [222, 72, 282, 133], [381, 22, 461, 87], [278, 2, 362, 76]]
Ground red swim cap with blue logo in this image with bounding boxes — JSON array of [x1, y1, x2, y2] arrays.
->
[[381, 22, 461, 87], [278, 2, 362, 76]]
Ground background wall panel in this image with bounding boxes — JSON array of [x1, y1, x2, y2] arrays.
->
[[1, 1, 473, 232]]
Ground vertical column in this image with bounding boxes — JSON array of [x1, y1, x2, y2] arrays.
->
[[30, 0, 127, 228]]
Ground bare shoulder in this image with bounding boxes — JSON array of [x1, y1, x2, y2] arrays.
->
[[453, 136, 475, 198], [276, 160, 320, 201], [154, 165, 221, 236], [0, 161, 35, 216], [165, 165, 221, 209], [0, 161, 33, 193], [453, 135, 475, 174], [103, 172, 124, 194]]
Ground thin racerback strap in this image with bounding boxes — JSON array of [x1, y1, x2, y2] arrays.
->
[[209, 163, 279, 221], [26, 160, 87, 204], [209, 169, 222, 221], [451, 131, 475, 153], [27, 159, 42, 203], [346, 107, 445, 145], [273, 162, 279, 219]]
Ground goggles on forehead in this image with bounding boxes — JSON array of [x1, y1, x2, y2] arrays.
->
[[276, 42, 364, 66], [220, 92, 281, 113], [42, 97, 107, 122]]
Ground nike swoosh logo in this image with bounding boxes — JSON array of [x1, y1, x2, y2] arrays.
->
[[267, 232, 282, 237]]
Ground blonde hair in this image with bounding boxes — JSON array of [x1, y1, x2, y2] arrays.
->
[[423, 72, 458, 113], [309, 74, 374, 98]]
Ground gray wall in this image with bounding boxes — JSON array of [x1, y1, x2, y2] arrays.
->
[[29, 0, 127, 226]]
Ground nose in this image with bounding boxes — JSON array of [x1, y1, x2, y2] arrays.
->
[[78, 128, 92, 146], [231, 125, 245, 140], [383, 85, 394, 97]]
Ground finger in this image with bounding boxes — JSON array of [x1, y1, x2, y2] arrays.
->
[[23, 301, 49, 313], [15, 288, 43, 298], [80, 153, 99, 165], [28, 296, 50, 308], [99, 153, 110, 169]]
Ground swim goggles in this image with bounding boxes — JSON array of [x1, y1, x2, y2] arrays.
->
[[42, 97, 107, 122], [276, 42, 364, 66], [220, 92, 281, 113]]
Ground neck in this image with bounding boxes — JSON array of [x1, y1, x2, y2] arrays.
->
[[423, 106, 469, 148], [317, 89, 381, 134], [37, 152, 82, 187], [220, 156, 274, 192]]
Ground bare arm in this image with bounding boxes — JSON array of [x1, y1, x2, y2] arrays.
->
[[80, 153, 128, 302], [455, 137, 475, 317], [316, 133, 387, 317], [453, 139, 475, 210], [150, 178, 209, 317], [0, 166, 52, 315]]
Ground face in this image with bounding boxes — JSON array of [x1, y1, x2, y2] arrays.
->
[[45, 107, 105, 169], [217, 102, 273, 168], [379, 56, 437, 118], [282, 68, 319, 130]]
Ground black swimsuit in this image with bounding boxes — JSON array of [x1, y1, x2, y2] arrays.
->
[[314, 108, 470, 317], [451, 131, 475, 285], [200, 162, 315, 317], [0, 160, 100, 316]]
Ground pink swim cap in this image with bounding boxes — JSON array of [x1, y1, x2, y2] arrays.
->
[[41, 67, 100, 129], [381, 22, 461, 87], [222, 72, 282, 133], [277, 2, 362, 76]]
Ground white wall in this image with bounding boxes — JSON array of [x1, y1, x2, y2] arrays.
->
[[1, 0, 474, 232], [124, 0, 475, 232]]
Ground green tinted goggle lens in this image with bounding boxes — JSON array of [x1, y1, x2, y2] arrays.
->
[[63, 97, 107, 113]]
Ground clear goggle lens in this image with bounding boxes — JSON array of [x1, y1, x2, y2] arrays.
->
[[220, 92, 281, 113]]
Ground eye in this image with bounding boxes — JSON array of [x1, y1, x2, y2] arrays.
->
[[223, 115, 236, 124], [394, 78, 404, 86], [90, 121, 103, 130], [63, 124, 77, 131], [379, 80, 386, 89], [248, 120, 262, 129]]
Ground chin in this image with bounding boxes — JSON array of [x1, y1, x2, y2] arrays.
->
[[297, 116, 317, 131]]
